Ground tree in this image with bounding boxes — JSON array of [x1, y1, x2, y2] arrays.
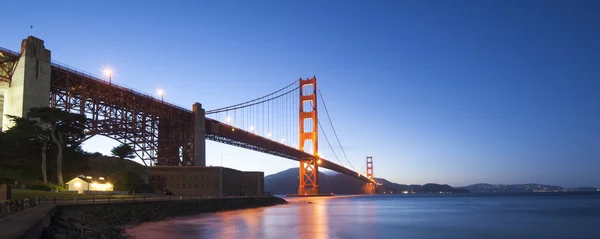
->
[[4, 115, 51, 184], [27, 107, 87, 185], [109, 170, 144, 192], [111, 144, 136, 160]]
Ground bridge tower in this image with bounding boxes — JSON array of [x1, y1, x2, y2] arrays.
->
[[0, 36, 51, 131], [366, 156, 373, 179], [298, 76, 319, 195], [365, 156, 376, 194]]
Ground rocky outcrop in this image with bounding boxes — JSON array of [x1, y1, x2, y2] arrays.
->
[[44, 196, 287, 239]]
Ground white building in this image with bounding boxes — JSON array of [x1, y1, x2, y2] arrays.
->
[[66, 175, 113, 194]]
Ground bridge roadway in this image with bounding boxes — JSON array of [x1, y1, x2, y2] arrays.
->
[[0, 47, 375, 184]]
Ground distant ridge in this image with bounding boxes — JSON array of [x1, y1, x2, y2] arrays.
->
[[458, 183, 600, 193], [264, 168, 469, 194]]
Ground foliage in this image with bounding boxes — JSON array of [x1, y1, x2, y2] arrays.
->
[[109, 170, 145, 192], [4, 114, 51, 184], [1, 107, 89, 186], [25, 184, 55, 191], [26, 107, 88, 185], [0, 177, 13, 184], [111, 144, 136, 160], [0, 168, 23, 182], [85, 155, 147, 179]]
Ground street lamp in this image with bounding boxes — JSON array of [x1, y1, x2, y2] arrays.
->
[[103, 68, 112, 84], [157, 89, 164, 102]]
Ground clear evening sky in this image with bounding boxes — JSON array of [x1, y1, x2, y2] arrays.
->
[[1, 1, 598, 187]]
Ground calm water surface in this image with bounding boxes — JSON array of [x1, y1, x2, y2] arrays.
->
[[127, 193, 600, 239]]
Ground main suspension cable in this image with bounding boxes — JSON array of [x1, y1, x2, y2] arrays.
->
[[206, 79, 299, 113], [318, 89, 355, 170]]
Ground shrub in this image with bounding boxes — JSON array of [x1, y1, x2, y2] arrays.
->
[[25, 184, 54, 191]]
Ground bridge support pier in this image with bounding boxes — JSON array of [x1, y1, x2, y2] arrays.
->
[[193, 102, 206, 167], [1, 36, 51, 131], [298, 159, 319, 195]]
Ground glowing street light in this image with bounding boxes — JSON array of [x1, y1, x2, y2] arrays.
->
[[267, 133, 272, 139], [281, 138, 285, 143], [226, 116, 232, 124], [318, 159, 322, 164], [249, 125, 254, 132], [103, 68, 113, 84], [157, 89, 165, 102]]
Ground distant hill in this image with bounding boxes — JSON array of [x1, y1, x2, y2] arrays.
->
[[265, 168, 469, 194], [375, 178, 469, 194], [458, 183, 600, 193]]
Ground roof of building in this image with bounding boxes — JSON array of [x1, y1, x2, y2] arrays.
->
[[66, 175, 108, 184]]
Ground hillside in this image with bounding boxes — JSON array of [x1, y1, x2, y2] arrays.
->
[[374, 178, 469, 194], [265, 168, 469, 194], [84, 154, 148, 182]]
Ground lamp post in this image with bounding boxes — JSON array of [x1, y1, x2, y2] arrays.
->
[[103, 68, 112, 84], [157, 89, 164, 102]]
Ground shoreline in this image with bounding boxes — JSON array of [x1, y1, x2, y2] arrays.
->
[[43, 196, 288, 239]]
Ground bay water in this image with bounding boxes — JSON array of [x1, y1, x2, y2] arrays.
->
[[126, 193, 600, 239]]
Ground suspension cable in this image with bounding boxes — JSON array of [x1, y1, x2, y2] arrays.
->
[[318, 89, 355, 170], [206, 79, 299, 113], [206, 86, 299, 114], [318, 119, 344, 166], [308, 101, 344, 166]]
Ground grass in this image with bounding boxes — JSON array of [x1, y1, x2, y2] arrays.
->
[[10, 189, 137, 200]]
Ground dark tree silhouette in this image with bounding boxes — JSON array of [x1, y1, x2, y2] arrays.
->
[[111, 144, 136, 160], [26, 107, 87, 185], [5, 115, 51, 184]]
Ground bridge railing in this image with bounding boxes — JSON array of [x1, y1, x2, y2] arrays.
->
[[0, 46, 191, 113], [50, 60, 192, 113], [0, 46, 19, 56]]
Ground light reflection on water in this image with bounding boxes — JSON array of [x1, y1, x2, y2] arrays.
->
[[126, 194, 600, 239]]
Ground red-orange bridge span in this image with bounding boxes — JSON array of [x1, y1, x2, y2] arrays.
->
[[0, 45, 375, 185]]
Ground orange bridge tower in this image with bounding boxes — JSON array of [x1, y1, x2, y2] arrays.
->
[[298, 76, 319, 195]]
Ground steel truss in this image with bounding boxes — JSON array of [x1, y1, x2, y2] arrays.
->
[[49, 67, 195, 166], [0, 48, 19, 84]]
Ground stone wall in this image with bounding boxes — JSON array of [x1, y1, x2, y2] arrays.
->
[[45, 196, 287, 239]]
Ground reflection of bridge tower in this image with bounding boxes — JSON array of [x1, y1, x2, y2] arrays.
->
[[298, 76, 319, 195]]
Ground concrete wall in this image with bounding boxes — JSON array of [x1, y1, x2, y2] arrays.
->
[[148, 166, 222, 195], [0, 92, 5, 128], [148, 166, 264, 196], [1, 36, 51, 131]]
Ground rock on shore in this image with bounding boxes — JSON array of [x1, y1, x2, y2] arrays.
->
[[43, 196, 287, 239]]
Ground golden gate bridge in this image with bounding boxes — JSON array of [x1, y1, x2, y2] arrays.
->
[[0, 36, 376, 195]]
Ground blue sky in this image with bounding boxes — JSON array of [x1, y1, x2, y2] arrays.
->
[[1, 0, 598, 187]]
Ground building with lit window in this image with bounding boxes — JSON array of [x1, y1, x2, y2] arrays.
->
[[66, 175, 113, 194], [148, 166, 264, 196]]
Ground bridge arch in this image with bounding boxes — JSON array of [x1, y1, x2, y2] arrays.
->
[[49, 66, 195, 166]]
